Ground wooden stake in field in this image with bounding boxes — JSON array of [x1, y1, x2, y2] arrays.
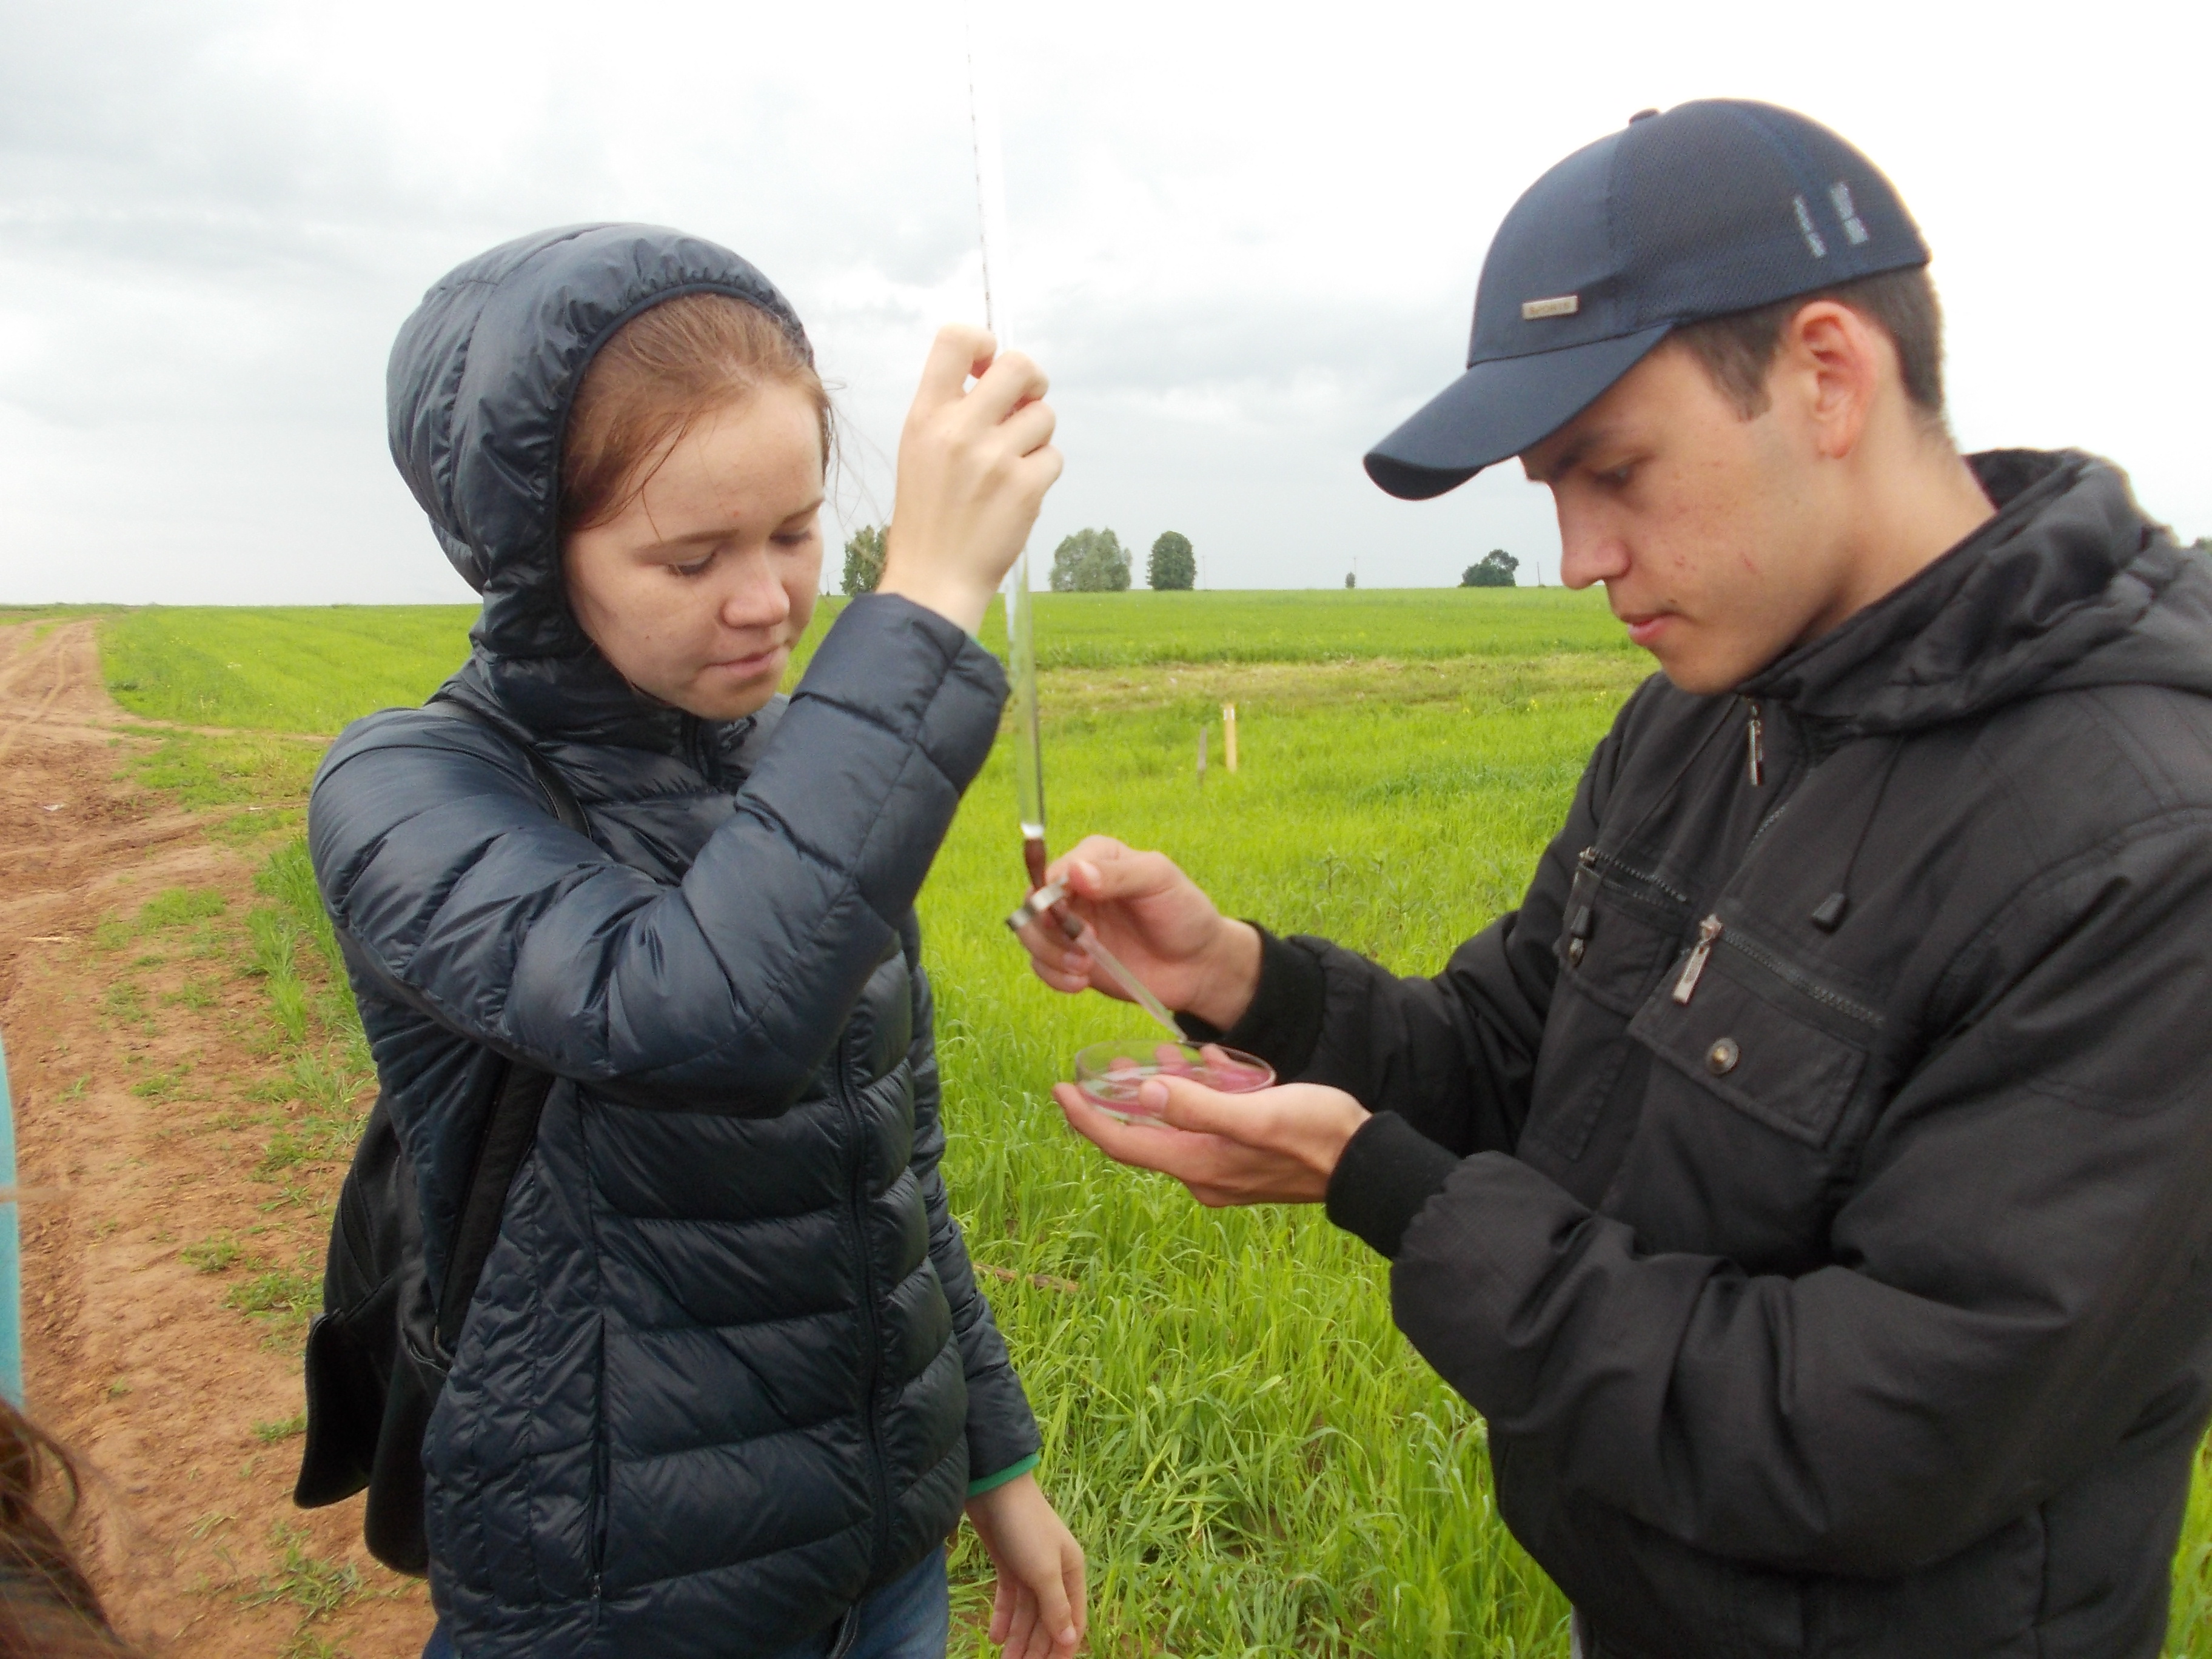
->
[[1222, 703, 1238, 773]]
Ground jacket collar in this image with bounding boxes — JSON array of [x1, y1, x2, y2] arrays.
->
[[1740, 449, 2179, 736]]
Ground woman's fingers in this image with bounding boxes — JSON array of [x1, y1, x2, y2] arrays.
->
[[910, 323, 997, 417], [967, 346, 1051, 424], [1012, 440, 1065, 499], [1057, 1538, 1088, 1649], [1027, 1561, 1076, 1657], [1001, 1584, 1041, 1659], [994, 394, 1059, 461], [876, 325, 1059, 632]]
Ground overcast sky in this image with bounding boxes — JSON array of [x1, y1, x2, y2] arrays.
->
[[1, 0, 2205, 605]]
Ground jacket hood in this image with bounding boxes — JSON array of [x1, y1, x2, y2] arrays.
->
[[387, 224, 811, 743], [1743, 449, 2212, 735]]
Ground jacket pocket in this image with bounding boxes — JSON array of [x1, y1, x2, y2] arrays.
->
[[1526, 860, 1684, 1164], [1627, 927, 1876, 1150]]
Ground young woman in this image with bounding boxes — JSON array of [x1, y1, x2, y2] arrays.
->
[[310, 226, 1082, 1658]]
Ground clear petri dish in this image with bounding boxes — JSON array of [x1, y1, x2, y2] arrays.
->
[[1070, 1040, 1276, 1124]]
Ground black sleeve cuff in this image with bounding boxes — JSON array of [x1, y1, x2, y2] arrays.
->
[[1175, 925, 1326, 1079], [1325, 1112, 1460, 1259]]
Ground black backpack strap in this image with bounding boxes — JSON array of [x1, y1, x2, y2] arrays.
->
[[424, 699, 588, 1357]]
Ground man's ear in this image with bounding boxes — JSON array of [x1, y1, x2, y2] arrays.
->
[[1775, 300, 1885, 463]]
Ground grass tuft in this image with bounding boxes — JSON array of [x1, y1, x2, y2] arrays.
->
[[181, 1235, 243, 1274], [223, 1261, 320, 1336], [240, 1520, 362, 1656], [141, 887, 229, 928], [253, 1411, 308, 1444]]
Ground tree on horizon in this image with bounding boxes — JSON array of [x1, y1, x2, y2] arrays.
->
[[840, 525, 886, 595], [1462, 549, 1518, 588], [1050, 528, 1132, 592], [1148, 531, 1195, 590]]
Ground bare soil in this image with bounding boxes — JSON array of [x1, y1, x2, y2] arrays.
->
[[0, 622, 431, 1656]]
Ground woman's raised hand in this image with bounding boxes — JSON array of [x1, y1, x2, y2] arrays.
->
[[877, 324, 1061, 634], [1016, 836, 1264, 1033]]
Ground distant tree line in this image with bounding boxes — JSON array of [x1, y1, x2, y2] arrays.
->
[[854, 525, 1559, 594], [1462, 549, 1518, 588], [1053, 528, 1198, 591], [842, 523, 1199, 595]]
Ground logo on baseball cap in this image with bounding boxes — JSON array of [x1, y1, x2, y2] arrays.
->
[[1363, 100, 1930, 501]]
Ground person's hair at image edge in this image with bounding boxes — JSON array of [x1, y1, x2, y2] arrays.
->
[[560, 291, 837, 536], [0, 1399, 138, 1657], [1672, 266, 1948, 432]]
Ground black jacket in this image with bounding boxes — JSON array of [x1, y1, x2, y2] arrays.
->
[[1208, 452, 2212, 1657], [309, 226, 1038, 1658]]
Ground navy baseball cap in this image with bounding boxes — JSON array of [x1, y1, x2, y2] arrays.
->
[[1364, 100, 1930, 500]]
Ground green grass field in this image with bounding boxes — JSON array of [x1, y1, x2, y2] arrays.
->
[[85, 596, 2212, 1656], [98, 587, 1628, 734], [991, 588, 1633, 669]]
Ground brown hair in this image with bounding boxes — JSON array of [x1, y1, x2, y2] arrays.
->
[[1671, 266, 1947, 429], [0, 1401, 138, 1657], [560, 292, 833, 536]]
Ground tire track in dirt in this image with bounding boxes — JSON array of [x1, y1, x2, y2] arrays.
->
[[0, 622, 431, 1656]]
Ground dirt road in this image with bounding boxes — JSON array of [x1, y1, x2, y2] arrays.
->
[[0, 620, 431, 1655]]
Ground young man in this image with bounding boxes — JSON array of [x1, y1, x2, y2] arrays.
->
[[1019, 101, 2212, 1657]]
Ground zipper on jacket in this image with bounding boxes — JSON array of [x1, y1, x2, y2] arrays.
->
[[1744, 699, 1765, 787], [1578, 844, 1691, 908], [1748, 798, 1794, 848], [834, 1055, 895, 1577], [1670, 916, 1885, 1025], [1719, 928, 1884, 1027], [591, 1330, 611, 1596], [1672, 916, 1724, 1004], [681, 712, 715, 785]]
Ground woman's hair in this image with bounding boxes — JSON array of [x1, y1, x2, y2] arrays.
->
[[560, 292, 834, 536], [0, 1400, 137, 1657]]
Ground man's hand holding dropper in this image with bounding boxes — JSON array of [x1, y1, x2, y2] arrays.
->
[[1017, 836, 1369, 1205]]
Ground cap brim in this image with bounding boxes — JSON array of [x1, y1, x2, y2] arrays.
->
[[1363, 324, 1673, 501]]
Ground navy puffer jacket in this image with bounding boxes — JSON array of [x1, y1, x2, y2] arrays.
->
[[308, 226, 1038, 1657]]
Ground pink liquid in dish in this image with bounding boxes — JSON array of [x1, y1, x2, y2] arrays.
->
[[1071, 1041, 1275, 1121]]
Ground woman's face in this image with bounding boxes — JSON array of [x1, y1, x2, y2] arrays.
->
[[563, 384, 825, 722]]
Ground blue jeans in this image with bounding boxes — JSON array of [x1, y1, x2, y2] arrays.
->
[[421, 1548, 950, 1659]]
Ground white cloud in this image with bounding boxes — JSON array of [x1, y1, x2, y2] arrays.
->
[[1, 0, 2205, 606]]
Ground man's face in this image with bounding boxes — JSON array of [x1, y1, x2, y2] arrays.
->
[[1520, 343, 1852, 694]]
